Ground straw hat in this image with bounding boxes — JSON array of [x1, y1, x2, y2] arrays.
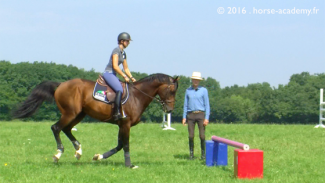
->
[[190, 72, 203, 80]]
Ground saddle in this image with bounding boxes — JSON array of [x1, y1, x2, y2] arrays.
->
[[93, 75, 129, 104]]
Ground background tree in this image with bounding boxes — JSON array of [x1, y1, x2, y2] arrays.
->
[[1, 60, 324, 124]]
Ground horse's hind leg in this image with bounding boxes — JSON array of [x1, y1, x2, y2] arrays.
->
[[62, 112, 86, 160], [51, 121, 64, 163], [51, 114, 76, 163]]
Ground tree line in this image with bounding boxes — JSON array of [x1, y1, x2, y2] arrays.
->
[[1, 60, 324, 124]]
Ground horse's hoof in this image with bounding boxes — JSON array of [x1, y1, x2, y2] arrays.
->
[[53, 156, 59, 163], [74, 145, 82, 160], [75, 152, 81, 160], [92, 154, 103, 161], [130, 165, 139, 169]]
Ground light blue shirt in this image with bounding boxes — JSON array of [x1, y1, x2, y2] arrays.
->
[[183, 86, 210, 120]]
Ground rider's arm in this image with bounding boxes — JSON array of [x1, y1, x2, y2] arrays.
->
[[122, 59, 134, 79]]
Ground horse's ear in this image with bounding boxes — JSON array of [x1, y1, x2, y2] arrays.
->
[[173, 76, 180, 82]]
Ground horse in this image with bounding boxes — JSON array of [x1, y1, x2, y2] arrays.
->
[[12, 73, 179, 168]]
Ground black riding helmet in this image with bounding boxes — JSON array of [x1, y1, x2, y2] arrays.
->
[[117, 32, 132, 42]]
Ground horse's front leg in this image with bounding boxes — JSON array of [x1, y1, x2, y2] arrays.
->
[[93, 122, 138, 169], [118, 122, 139, 169], [118, 123, 138, 168], [93, 138, 123, 160], [92, 124, 124, 161]]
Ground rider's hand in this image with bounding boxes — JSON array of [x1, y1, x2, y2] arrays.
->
[[123, 75, 130, 83], [131, 77, 136, 82]]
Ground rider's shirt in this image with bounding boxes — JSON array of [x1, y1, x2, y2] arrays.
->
[[104, 46, 127, 74]]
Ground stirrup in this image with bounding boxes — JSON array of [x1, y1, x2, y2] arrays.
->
[[113, 113, 123, 121]]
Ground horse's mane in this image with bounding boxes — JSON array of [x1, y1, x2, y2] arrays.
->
[[136, 73, 173, 84]]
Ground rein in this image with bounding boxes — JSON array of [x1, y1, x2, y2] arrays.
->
[[129, 81, 174, 107], [132, 84, 162, 103]]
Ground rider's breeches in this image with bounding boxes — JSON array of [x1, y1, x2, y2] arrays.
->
[[102, 71, 123, 93]]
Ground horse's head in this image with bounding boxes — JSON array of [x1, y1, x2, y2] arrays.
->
[[157, 76, 179, 113]]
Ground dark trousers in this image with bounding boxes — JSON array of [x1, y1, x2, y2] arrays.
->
[[187, 112, 205, 140], [187, 112, 206, 159]]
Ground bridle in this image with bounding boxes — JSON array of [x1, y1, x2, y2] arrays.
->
[[130, 82, 176, 109]]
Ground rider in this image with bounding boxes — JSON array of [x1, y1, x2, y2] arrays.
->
[[103, 32, 136, 120]]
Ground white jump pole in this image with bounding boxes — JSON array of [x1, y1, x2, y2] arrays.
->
[[315, 88, 325, 128], [162, 112, 175, 130]]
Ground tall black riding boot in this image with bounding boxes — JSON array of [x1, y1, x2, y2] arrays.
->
[[200, 139, 206, 160], [113, 91, 123, 121], [189, 138, 194, 160]]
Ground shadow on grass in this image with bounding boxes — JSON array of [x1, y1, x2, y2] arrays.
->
[[45, 160, 173, 167], [202, 162, 233, 173], [173, 154, 207, 165], [173, 153, 204, 161], [216, 166, 232, 173], [25, 153, 210, 167], [174, 154, 232, 173], [173, 153, 190, 160]]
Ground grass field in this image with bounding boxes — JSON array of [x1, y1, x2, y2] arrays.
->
[[0, 121, 324, 183]]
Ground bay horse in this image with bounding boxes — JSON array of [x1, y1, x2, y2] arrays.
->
[[12, 73, 179, 168]]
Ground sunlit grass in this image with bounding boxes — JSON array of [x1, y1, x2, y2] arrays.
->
[[0, 122, 324, 183]]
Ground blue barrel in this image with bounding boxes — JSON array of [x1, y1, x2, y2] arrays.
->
[[214, 142, 228, 166], [206, 140, 215, 166]]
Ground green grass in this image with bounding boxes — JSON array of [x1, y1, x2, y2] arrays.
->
[[0, 121, 324, 183]]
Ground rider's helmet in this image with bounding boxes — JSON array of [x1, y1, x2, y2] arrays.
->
[[117, 32, 132, 42]]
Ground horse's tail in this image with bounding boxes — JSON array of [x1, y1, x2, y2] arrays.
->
[[11, 81, 61, 119]]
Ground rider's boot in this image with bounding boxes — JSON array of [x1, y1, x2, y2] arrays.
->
[[113, 91, 123, 121]]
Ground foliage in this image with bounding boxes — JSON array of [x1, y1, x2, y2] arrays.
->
[[0, 60, 324, 124]]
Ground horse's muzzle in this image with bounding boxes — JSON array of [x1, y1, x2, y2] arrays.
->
[[163, 105, 174, 113]]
